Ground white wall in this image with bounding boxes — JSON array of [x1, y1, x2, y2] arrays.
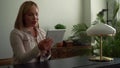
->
[[107, 0, 115, 20], [91, 0, 106, 24], [39, 0, 82, 39], [0, 0, 23, 59], [83, 0, 91, 26], [82, 0, 106, 27], [0, 0, 82, 59]]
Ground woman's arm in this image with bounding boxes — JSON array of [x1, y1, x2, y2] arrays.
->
[[10, 30, 40, 63]]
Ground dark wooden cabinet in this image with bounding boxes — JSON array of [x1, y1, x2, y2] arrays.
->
[[51, 45, 92, 59]]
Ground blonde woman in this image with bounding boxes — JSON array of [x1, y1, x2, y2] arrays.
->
[[10, 1, 53, 64]]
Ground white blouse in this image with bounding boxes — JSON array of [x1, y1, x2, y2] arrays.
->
[[10, 28, 50, 64]]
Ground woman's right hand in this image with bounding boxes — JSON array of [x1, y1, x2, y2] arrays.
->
[[38, 38, 53, 51]]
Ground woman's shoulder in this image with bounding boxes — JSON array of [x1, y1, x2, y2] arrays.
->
[[11, 28, 22, 33], [10, 28, 24, 36]]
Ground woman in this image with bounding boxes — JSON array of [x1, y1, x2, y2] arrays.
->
[[10, 1, 53, 64]]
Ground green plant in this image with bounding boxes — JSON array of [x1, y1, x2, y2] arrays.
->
[[93, 1, 120, 57], [103, 1, 120, 57], [103, 20, 120, 57], [68, 23, 91, 45], [97, 9, 108, 23], [72, 23, 88, 36], [54, 24, 66, 29]]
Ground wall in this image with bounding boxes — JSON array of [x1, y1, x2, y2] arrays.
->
[[81, 0, 106, 27], [0, 0, 23, 59], [39, 0, 83, 39], [0, 0, 82, 59], [91, 0, 106, 25], [82, 0, 91, 26], [107, 0, 115, 20]]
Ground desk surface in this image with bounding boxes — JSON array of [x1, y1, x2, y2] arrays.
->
[[1, 56, 120, 68]]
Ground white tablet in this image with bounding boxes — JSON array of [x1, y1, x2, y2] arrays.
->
[[46, 29, 65, 47]]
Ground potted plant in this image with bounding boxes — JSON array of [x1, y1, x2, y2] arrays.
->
[[54, 24, 66, 47], [68, 23, 91, 46], [54, 24, 66, 29], [93, 1, 120, 57]]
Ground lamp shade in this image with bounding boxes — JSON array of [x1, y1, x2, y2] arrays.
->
[[86, 23, 116, 36]]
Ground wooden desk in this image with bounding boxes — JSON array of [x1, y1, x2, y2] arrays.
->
[[0, 45, 91, 66], [0, 44, 91, 66], [0, 58, 13, 66], [1, 56, 120, 68]]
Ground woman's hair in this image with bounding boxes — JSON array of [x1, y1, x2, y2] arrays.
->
[[14, 1, 39, 30]]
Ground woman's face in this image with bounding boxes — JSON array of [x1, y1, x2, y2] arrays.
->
[[24, 5, 39, 27]]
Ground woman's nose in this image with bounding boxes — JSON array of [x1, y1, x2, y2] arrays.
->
[[33, 15, 38, 20]]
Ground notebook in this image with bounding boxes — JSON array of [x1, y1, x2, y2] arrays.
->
[[46, 29, 65, 47]]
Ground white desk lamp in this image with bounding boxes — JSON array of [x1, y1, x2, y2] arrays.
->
[[86, 23, 116, 61]]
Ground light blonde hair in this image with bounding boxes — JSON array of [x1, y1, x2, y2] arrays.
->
[[14, 1, 39, 30]]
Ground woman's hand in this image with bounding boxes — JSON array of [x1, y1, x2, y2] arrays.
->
[[38, 38, 53, 51]]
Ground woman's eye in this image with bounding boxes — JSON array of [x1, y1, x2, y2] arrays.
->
[[36, 13, 38, 16], [28, 13, 33, 16], [27, 13, 38, 17]]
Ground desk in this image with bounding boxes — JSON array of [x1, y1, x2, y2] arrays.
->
[[1, 56, 120, 68]]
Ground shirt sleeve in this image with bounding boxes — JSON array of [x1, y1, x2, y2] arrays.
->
[[10, 29, 40, 63]]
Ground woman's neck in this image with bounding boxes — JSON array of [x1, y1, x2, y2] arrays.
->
[[26, 27, 37, 37]]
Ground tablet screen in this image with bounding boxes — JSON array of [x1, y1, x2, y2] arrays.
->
[[46, 29, 65, 47]]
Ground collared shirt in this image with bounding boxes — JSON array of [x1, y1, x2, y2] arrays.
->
[[10, 28, 49, 64]]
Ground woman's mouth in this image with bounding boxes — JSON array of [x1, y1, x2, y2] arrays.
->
[[32, 21, 37, 24]]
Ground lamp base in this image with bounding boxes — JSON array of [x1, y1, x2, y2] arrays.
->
[[89, 56, 113, 62]]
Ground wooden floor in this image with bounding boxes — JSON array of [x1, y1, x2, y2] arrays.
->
[[0, 58, 13, 66]]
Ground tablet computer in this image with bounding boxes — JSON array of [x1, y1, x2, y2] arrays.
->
[[46, 29, 65, 47]]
